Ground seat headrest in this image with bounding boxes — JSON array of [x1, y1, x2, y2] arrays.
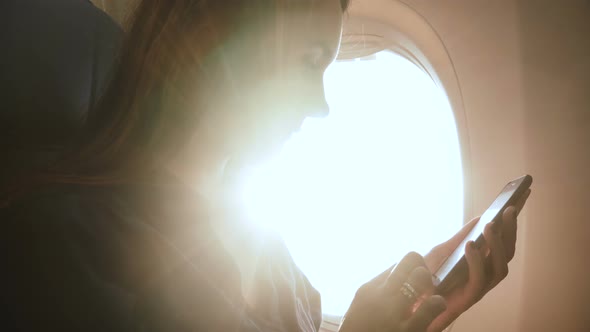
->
[[0, 0, 123, 149]]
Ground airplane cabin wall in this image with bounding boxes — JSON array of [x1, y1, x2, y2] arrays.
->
[[398, 0, 590, 331], [518, 1, 590, 331]]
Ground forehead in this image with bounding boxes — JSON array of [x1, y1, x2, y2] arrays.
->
[[222, 1, 343, 68], [276, 1, 343, 50]]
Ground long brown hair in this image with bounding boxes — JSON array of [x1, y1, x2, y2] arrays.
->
[[2, 0, 350, 202]]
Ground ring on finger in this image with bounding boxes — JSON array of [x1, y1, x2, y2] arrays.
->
[[399, 281, 420, 302]]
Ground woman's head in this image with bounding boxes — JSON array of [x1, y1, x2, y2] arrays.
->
[[56, 0, 348, 184]]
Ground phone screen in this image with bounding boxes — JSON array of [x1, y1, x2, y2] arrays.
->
[[433, 175, 532, 289]]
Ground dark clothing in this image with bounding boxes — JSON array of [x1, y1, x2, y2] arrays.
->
[[0, 179, 322, 331]]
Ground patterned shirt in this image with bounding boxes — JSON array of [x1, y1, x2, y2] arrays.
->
[[1, 178, 322, 331]]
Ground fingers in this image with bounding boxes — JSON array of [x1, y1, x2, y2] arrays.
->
[[383, 253, 429, 321], [389, 266, 436, 329], [404, 266, 435, 304], [449, 216, 480, 246], [501, 206, 518, 261], [354, 253, 431, 331], [463, 240, 486, 305], [483, 221, 509, 289], [425, 217, 480, 272], [402, 295, 447, 332], [385, 252, 425, 292], [437, 217, 480, 253], [344, 252, 443, 332]]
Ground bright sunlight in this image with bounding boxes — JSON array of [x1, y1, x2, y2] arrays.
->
[[241, 50, 464, 316]]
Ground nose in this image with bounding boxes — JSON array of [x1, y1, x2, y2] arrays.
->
[[303, 79, 330, 119], [306, 99, 330, 118]]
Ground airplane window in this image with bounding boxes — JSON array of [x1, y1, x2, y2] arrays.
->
[[240, 50, 464, 316]]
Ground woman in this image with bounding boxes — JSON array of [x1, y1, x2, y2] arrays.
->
[[0, 0, 530, 331]]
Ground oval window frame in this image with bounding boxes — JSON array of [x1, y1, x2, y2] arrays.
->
[[339, 2, 473, 220]]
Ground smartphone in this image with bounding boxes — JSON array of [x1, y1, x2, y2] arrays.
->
[[433, 174, 533, 295]]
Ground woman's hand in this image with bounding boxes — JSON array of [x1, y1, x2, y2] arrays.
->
[[339, 252, 446, 332], [423, 189, 531, 331]]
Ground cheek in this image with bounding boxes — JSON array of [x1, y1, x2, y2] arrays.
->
[[200, 89, 275, 156], [242, 79, 301, 130], [215, 87, 294, 160], [211, 57, 324, 157]]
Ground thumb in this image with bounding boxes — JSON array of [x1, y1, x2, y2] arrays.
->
[[464, 240, 486, 305]]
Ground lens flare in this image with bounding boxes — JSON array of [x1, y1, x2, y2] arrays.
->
[[241, 51, 463, 316]]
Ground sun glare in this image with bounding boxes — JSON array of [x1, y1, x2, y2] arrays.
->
[[241, 51, 464, 316]]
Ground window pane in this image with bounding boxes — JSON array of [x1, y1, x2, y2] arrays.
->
[[242, 50, 463, 316]]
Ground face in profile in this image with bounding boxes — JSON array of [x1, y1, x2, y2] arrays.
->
[[193, 0, 344, 167]]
